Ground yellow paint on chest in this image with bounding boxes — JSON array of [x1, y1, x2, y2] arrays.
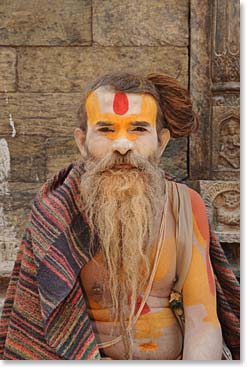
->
[[139, 342, 158, 351], [134, 307, 176, 340], [88, 307, 111, 322], [152, 236, 176, 282]]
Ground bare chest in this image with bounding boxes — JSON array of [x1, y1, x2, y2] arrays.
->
[[80, 199, 177, 305], [80, 234, 177, 308], [79, 236, 181, 359]]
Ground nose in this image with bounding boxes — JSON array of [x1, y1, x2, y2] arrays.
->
[[112, 137, 134, 155]]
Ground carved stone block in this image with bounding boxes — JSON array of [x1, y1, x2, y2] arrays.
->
[[45, 137, 81, 178], [189, 0, 211, 179], [17, 46, 188, 93], [211, 106, 240, 179], [199, 181, 240, 243], [93, 0, 188, 46], [0, 0, 91, 46], [0, 93, 83, 136], [2, 135, 46, 183], [0, 48, 16, 92], [160, 137, 188, 180]]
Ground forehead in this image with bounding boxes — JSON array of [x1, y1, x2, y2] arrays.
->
[[85, 86, 157, 125]]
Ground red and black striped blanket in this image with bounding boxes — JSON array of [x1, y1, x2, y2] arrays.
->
[[0, 161, 240, 360]]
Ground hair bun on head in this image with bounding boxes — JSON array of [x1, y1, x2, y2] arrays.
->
[[147, 73, 199, 138]]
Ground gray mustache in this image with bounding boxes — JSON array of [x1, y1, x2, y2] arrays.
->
[[91, 152, 152, 173]]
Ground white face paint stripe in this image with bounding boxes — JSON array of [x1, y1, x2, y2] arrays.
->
[[95, 86, 142, 116], [112, 138, 133, 150]]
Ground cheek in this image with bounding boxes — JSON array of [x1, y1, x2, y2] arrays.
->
[[86, 133, 111, 159], [134, 135, 158, 157]]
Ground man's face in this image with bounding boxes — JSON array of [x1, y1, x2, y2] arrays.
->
[[84, 86, 159, 163]]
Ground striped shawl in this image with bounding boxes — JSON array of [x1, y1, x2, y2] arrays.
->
[[0, 161, 240, 360]]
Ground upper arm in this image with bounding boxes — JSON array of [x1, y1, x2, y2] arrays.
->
[[183, 189, 219, 327]]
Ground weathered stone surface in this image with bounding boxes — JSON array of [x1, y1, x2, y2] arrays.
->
[[0, 0, 91, 46], [211, 106, 240, 180], [0, 93, 83, 136], [0, 278, 10, 315], [0, 262, 14, 279], [212, 93, 240, 107], [46, 137, 80, 178], [93, 0, 188, 47], [18, 46, 188, 92], [160, 138, 188, 180], [0, 138, 10, 183], [211, 0, 240, 83], [190, 0, 240, 181], [222, 243, 240, 279], [0, 181, 42, 263], [0, 277, 10, 291], [1, 135, 46, 183], [190, 0, 212, 179], [199, 181, 240, 243], [0, 48, 16, 92]]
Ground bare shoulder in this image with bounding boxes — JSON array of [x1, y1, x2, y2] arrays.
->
[[187, 187, 207, 213], [187, 187, 209, 242]]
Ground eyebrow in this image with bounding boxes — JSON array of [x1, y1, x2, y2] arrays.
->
[[95, 121, 151, 127], [95, 121, 113, 127], [131, 121, 151, 127]]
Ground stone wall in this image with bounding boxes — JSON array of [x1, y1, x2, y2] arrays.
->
[[0, 1, 240, 309]]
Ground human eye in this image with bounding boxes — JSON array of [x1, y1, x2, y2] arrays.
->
[[97, 127, 115, 133], [132, 126, 148, 132]]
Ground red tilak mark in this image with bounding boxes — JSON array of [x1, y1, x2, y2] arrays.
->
[[113, 92, 129, 115], [206, 253, 215, 295]]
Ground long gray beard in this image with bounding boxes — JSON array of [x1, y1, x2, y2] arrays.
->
[[79, 152, 165, 359]]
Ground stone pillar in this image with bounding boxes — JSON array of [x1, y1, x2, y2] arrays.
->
[[190, 0, 240, 278]]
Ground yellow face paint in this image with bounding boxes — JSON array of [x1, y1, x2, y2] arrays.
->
[[85, 89, 157, 141]]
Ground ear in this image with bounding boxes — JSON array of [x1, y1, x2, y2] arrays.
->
[[74, 128, 87, 157], [157, 128, 170, 157]]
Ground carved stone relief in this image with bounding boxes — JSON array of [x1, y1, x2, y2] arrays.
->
[[211, 106, 240, 179], [199, 181, 240, 243], [212, 94, 240, 107], [212, 55, 239, 83], [214, 190, 240, 231], [190, 0, 240, 276], [218, 117, 239, 169], [190, 0, 240, 180], [212, 0, 240, 83]]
